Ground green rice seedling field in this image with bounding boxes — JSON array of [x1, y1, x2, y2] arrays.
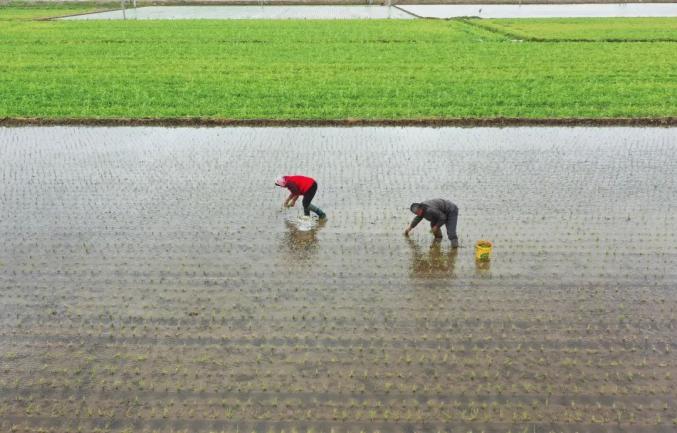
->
[[0, 1, 106, 20], [0, 3, 675, 120], [476, 17, 677, 41]]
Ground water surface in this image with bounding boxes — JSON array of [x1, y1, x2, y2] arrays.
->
[[62, 5, 413, 20], [1, 126, 676, 433]]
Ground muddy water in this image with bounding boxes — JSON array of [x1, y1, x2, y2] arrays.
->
[[1, 126, 676, 432], [1, 127, 674, 286]]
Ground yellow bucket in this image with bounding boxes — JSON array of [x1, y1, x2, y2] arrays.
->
[[475, 240, 493, 261]]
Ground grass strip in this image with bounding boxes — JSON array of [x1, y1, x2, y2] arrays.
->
[[476, 17, 677, 42], [0, 1, 114, 20]]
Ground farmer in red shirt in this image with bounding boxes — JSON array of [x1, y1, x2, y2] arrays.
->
[[275, 175, 326, 219]]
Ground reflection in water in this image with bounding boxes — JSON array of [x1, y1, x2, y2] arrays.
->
[[281, 219, 325, 261], [475, 258, 492, 278], [407, 238, 457, 278]]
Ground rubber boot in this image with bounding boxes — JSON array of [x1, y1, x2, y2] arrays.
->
[[308, 204, 326, 219]]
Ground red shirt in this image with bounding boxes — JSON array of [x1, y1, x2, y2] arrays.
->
[[284, 175, 315, 195]]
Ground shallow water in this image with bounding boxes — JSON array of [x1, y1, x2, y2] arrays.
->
[[62, 5, 414, 20], [1, 126, 674, 284], [61, 4, 677, 20], [1, 126, 676, 432], [401, 3, 677, 18]]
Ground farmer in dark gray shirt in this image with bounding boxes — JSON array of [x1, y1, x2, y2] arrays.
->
[[404, 199, 459, 248]]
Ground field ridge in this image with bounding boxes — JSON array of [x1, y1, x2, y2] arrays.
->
[[1, 116, 677, 126]]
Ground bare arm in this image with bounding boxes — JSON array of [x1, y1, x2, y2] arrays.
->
[[404, 215, 423, 236], [284, 193, 299, 207]]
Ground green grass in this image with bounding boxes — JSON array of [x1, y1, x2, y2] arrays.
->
[[0, 2, 109, 20], [478, 18, 677, 41], [0, 5, 675, 119]]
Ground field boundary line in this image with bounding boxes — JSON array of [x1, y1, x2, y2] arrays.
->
[[459, 18, 527, 40], [393, 5, 426, 19], [460, 18, 677, 43], [1, 117, 675, 127], [37, 8, 122, 21], [539, 37, 677, 43]]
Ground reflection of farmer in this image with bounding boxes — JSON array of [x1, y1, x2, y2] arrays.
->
[[275, 175, 326, 219], [404, 199, 459, 248], [283, 219, 319, 252], [280, 218, 327, 263], [407, 238, 457, 277]]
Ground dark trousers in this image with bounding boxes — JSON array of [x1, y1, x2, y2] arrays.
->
[[302, 182, 318, 216], [431, 205, 458, 241], [446, 206, 459, 241]]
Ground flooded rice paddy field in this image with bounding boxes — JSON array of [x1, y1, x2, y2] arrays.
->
[[62, 6, 414, 20], [61, 3, 677, 20], [1, 126, 676, 433]]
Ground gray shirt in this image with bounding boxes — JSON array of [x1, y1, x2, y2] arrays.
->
[[410, 199, 457, 228]]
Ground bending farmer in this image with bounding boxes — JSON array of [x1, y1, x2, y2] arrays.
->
[[404, 199, 459, 248], [275, 175, 326, 219]]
